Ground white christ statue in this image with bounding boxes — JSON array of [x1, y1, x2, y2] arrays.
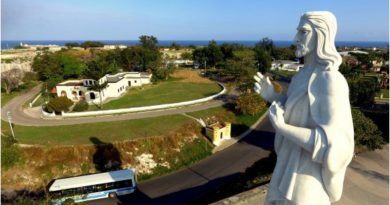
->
[[254, 11, 354, 205]]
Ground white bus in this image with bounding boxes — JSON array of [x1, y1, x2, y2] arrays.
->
[[48, 169, 137, 204]]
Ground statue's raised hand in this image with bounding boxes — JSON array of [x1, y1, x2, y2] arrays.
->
[[254, 72, 277, 103]]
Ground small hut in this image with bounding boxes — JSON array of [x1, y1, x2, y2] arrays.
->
[[205, 117, 231, 146]]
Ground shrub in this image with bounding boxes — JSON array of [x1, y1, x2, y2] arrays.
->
[[235, 93, 267, 116], [1, 136, 23, 170], [73, 100, 89, 112], [348, 78, 379, 107], [352, 109, 385, 151], [23, 72, 39, 82], [46, 96, 73, 113]]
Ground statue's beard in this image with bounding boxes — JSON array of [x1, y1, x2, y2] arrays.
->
[[295, 44, 308, 58]]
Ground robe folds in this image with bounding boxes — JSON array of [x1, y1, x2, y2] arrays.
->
[[266, 66, 354, 204]]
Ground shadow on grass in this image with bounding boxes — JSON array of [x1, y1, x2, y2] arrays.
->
[[1, 189, 45, 204]]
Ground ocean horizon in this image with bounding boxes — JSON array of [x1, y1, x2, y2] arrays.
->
[[1, 40, 389, 49]]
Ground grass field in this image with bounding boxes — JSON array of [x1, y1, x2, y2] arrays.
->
[[92, 81, 222, 110], [1, 115, 192, 145], [187, 104, 266, 137], [271, 70, 297, 81]]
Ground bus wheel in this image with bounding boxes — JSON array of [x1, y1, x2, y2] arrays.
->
[[109, 192, 117, 198]]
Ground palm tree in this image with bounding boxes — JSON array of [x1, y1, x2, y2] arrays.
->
[[88, 81, 108, 109]]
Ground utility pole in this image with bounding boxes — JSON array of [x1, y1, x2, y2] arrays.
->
[[6, 111, 16, 141], [204, 60, 207, 76]]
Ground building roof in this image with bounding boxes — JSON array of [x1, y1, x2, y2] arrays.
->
[[57, 80, 83, 86], [207, 121, 229, 129], [106, 73, 125, 83], [49, 169, 134, 192]]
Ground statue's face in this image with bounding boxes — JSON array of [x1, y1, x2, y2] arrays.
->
[[293, 18, 317, 58]]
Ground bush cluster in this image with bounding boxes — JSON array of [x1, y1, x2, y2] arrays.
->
[[352, 109, 385, 151], [46, 96, 73, 113], [235, 92, 267, 116], [73, 100, 89, 112], [1, 136, 23, 170]]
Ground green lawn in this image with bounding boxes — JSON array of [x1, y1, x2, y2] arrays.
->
[[90, 81, 222, 110], [271, 70, 297, 81], [187, 104, 266, 137], [1, 115, 192, 146]]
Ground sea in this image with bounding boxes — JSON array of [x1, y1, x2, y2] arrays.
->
[[1, 40, 389, 49]]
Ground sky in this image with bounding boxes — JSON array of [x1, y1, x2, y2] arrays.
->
[[1, 0, 389, 41]]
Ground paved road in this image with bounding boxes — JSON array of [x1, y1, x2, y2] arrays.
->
[[333, 145, 389, 205], [1, 84, 234, 126], [88, 117, 276, 205]]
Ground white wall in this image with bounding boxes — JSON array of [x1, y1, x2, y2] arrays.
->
[[46, 83, 226, 118]]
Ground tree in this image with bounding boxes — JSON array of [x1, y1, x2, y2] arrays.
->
[[170, 42, 181, 50], [255, 37, 275, 55], [1, 68, 24, 94], [46, 96, 73, 113], [223, 48, 257, 80], [32, 52, 63, 82], [352, 109, 385, 151], [254, 47, 272, 73], [60, 55, 87, 79], [206, 40, 224, 67], [65, 42, 80, 48], [273, 47, 295, 60], [348, 77, 379, 107], [181, 52, 193, 60], [193, 47, 208, 68], [220, 43, 242, 60], [88, 81, 108, 109], [254, 38, 274, 73], [235, 92, 267, 115], [139, 35, 159, 49], [84, 53, 119, 80], [80, 41, 104, 49], [84, 53, 119, 109], [121, 46, 143, 71]]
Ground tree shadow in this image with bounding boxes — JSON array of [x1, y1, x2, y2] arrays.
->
[[349, 163, 389, 183], [90, 137, 122, 172], [1, 189, 45, 203]]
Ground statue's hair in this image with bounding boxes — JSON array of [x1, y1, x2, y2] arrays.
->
[[301, 11, 342, 71]]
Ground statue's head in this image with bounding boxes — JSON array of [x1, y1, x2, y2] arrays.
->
[[293, 11, 342, 70]]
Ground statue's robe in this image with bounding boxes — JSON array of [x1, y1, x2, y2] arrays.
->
[[265, 66, 354, 205]]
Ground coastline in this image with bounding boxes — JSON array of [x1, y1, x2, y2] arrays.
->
[[2, 40, 389, 49]]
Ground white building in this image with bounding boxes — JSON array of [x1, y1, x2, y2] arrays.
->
[[56, 72, 152, 104], [339, 50, 369, 57], [103, 45, 127, 50], [271, 60, 303, 72]]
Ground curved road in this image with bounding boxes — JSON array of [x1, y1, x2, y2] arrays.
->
[[1, 84, 233, 126], [89, 117, 275, 205]]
